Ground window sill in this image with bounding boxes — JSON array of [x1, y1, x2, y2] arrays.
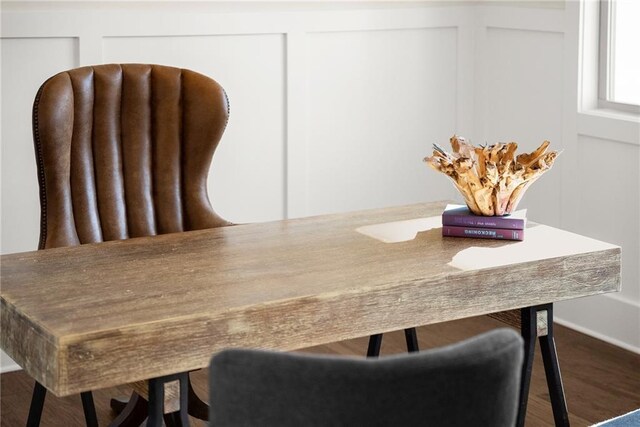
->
[[577, 109, 640, 146]]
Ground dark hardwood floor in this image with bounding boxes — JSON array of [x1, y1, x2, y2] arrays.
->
[[1, 316, 639, 426]]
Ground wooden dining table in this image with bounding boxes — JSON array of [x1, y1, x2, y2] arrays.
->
[[1, 201, 620, 426]]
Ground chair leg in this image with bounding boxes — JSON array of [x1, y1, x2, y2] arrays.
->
[[81, 392, 99, 427], [108, 392, 148, 427], [27, 382, 47, 427], [404, 328, 419, 352], [187, 374, 209, 420], [367, 333, 383, 357], [109, 374, 207, 425], [109, 396, 129, 415]]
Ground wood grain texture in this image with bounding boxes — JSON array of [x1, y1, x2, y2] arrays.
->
[[488, 309, 521, 329], [0, 201, 621, 396], [3, 318, 639, 427]]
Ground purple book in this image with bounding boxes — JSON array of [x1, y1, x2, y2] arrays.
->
[[442, 225, 524, 241], [442, 204, 526, 230]]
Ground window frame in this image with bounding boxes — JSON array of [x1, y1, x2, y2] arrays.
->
[[598, 0, 640, 113]]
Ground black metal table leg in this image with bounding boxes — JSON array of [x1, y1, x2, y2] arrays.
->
[[518, 304, 570, 427], [27, 382, 97, 427], [369, 328, 419, 357], [539, 304, 570, 426], [147, 372, 190, 427], [404, 328, 420, 352], [27, 382, 47, 427], [367, 333, 383, 357], [81, 391, 99, 427], [164, 411, 188, 427], [517, 307, 537, 427]]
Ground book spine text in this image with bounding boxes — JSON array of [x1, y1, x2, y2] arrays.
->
[[442, 225, 524, 241], [442, 215, 524, 230]]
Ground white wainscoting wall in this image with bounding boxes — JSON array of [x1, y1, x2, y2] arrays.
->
[[472, 1, 639, 353], [0, 1, 470, 373], [1, 1, 638, 374]]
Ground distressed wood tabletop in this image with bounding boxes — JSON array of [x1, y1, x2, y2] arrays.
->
[[0, 201, 620, 396]]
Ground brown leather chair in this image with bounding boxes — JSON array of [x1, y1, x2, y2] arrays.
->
[[29, 63, 230, 426], [29, 62, 420, 426]]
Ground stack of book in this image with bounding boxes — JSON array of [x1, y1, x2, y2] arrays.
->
[[442, 204, 526, 241]]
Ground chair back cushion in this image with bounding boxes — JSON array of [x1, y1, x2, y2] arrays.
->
[[33, 64, 230, 249], [210, 328, 523, 427]]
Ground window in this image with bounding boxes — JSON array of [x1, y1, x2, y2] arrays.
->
[[599, 0, 640, 111]]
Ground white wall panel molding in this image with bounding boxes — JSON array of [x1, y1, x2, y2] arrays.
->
[[577, 0, 599, 111], [285, 31, 308, 219], [1, 2, 473, 223], [1, 37, 79, 255], [1, 36, 80, 373], [479, 4, 565, 33], [473, 25, 565, 148], [471, 4, 565, 149], [473, 1, 639, 355], [2, 5, 468, 38], [573, 136, 639, 303], [570, 0, 639, 356], [78, 34, 103, 66], [559, 0, 580, 235], [102, 33, 287, 224], [455, 24, 475, 138], [476, 25, 564, 226], [1, 2, 474, 370], [472, 23, 488, 144], [304, 26, 459, 216]]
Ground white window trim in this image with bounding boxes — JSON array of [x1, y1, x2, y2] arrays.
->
[[598, 0, 640, 114], [578, 0, 639, 146]]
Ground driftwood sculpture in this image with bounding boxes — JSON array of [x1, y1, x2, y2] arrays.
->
[[424, 135, 558, 216]]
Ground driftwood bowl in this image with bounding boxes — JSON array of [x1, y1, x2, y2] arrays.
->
[[424, 135, 558, 216]]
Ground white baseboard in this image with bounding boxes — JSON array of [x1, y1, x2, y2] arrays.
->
[[0, 350, 21, 374], [555, 293, 640, 355], [554, 317, 640, 355], [0, 363, 21, 374]]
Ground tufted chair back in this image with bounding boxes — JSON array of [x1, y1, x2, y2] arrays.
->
[[32, 64, 230, 250]]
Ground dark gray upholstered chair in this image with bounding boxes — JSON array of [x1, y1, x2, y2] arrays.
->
[[209, 328, 524, 427]]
